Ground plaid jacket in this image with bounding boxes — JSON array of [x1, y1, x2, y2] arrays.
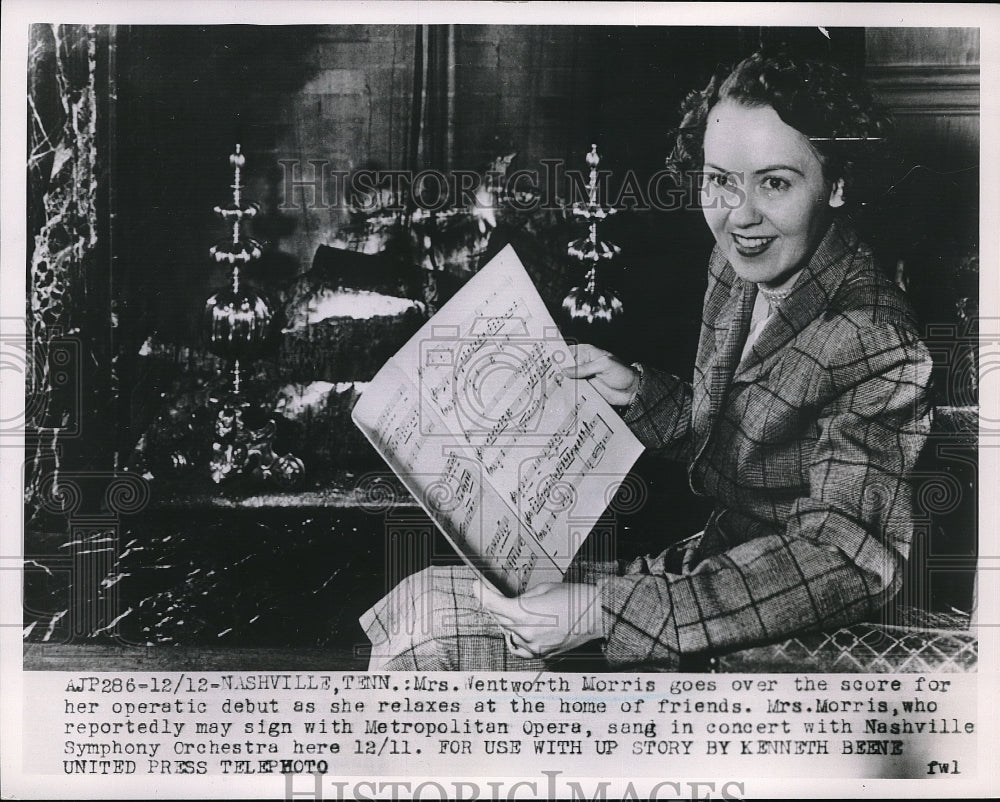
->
[[601, 221, 933, 668]]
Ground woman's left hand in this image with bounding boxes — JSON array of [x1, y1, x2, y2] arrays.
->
[[478, 581, 604, 659], [564, 344, 640, 408]]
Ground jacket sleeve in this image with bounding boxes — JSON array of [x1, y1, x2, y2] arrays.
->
[[620, 364, 694, 463], [599, 322, 933, 668]]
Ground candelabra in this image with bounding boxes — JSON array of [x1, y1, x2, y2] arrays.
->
[[201, 145, 304, 486], [562, 144, 624, 329]]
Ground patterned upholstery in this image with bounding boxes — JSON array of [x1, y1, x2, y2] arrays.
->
[[713, 607, 976, 673]]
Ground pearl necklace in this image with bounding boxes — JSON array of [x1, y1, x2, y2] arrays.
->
[[758, 284, 794, 308]]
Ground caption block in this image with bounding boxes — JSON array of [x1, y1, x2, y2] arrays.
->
[[28, 670, 977, 786]]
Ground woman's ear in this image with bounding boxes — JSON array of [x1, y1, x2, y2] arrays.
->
[[828, 178, 846, 208]]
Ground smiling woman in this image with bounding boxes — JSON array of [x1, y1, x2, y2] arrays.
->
[[361, 49, 934, 672], [679, 50, 890, 292], [701, 102, 845, 289]]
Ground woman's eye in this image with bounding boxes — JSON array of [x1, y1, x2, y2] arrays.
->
[[705, 172, 733, 189], [761, 176, 790, 192]]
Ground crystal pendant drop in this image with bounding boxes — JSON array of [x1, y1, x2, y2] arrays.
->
[[202, 287, 273, 361], [562, 269, 624, 324]]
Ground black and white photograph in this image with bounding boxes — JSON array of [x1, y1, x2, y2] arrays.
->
[[2, 2, 997, 798]]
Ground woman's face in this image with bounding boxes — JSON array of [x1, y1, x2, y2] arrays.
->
[[701, 100, 844, 288]]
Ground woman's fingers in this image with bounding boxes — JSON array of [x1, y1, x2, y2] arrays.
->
[[564, 344, 611, 379], [478, 581, 557, 630], [485, 608, 518, 627], [483, 597, 549, 628], [568, 343, 603, 363], [478, 582, 524, 625], [518, 582, 561, 598], [504, 630, 538, 659], [564, 344, 640, 406], [588, 375, 630, 406]]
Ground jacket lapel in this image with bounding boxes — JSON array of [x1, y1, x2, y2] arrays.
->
[[735, 220, 858, 381], [689, 220, 859, 487], [690, 273, 756, 473], [709, 278, 756, 419]]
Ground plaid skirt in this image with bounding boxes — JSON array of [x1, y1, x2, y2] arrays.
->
[[360, 561, 621, 671]]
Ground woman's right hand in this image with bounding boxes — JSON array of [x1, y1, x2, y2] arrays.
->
[[565, 344, 641, 408]]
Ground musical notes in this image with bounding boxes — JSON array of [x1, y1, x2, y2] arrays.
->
[[353, 246, 643, 595]]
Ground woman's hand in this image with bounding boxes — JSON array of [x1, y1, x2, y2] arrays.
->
[[565, 344, 640, 408], [478, 580, 604, 659]]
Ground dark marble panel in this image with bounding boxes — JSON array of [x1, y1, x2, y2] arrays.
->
[[23, 507, 449, 657]]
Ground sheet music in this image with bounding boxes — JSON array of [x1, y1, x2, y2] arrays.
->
[[352, 245, 644, 595]]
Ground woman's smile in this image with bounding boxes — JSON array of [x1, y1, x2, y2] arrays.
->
[[731, 232, 777, 256]]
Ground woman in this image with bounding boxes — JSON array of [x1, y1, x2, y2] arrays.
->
[[361, 50, 933, 670]]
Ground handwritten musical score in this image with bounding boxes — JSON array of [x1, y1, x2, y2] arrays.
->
[[352, 246, 643, 596]]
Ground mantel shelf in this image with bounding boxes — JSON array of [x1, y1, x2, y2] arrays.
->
[[138, 405, 976, 510], [142, 468, 420, 512]]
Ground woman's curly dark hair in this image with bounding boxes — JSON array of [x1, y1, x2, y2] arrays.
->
[[667, 50, 893, 206]]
